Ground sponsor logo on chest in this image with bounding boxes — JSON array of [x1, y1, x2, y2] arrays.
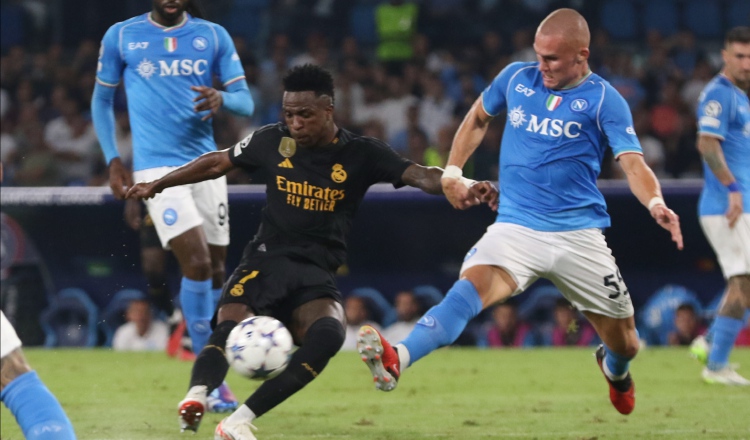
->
[[508, 105, 582, 138], [134, 58, 209, 78]]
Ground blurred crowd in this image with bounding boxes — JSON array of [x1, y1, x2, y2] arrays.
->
[[1, 0, 742, 187]]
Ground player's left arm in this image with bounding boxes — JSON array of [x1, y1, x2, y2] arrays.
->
[[697, 134, 742, 227], [193, 24, 255, 120], [126, 149, 235, 200], [601, 85, 682, 249], [619, 153, 682, 250], [192, 81, 253, 121]]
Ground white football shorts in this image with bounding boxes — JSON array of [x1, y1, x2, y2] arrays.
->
[[1, 311, 22, 358], [133, 166, 230, 250], [700, 213, 750, 279], [461, 222, 635, 318]]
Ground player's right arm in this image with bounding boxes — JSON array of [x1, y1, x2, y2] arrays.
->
[[441, 98, 496, 209], [91, 24, 129, 198], [598, 83, 683, 249], [442, 63, 519, 209], [126, 150, 235, 200]]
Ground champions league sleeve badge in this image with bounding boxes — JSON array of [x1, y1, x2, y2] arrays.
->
[[278, 137, 297, 158]]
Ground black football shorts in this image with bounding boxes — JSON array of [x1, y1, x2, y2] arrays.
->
[[219, 245, 342, 326]]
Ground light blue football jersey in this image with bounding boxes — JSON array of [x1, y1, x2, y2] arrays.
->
[[696, 74, 750, 216], [482, 62, 642, 231], [96, 13, 245, 171]]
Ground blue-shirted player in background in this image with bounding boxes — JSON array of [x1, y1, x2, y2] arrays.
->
[[689, 26, 750, 386], [91, 0, 254, 413], [358, 8, 683, 416]]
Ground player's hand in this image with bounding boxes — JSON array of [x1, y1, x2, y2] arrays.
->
[[108, 158, 132, 199], [124, 198, 142, 230], [125, 182, 159, 200], [442, 177, 480, 210], [191, 85, 223, 121], [469, 181, 499, 212], [650, 204, 683, 250], [726, 192, 743, 228]]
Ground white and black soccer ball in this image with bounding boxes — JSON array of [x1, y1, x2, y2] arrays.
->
[[225, 316, 293, 380]]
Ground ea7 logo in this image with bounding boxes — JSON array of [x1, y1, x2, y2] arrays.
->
[[128, 42, 149, 50], [515, 84, 535, 97], [159, 59, 208, 76]]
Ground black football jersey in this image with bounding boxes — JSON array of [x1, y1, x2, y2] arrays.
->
[[228, 123, 413, 270]]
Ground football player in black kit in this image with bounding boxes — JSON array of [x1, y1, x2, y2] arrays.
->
[[126, 64, 498, 439]]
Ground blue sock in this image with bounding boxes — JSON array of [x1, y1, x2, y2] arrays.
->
[[0, 371, 76, 440], [401, 279, 483, 366], [604, 345, 633, 378], [707, 316, 744, 371], [180, 277, 213, 353], [211, 288, 223, 309]]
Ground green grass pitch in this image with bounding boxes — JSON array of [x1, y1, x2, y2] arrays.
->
[[1, 347, 749, 439]]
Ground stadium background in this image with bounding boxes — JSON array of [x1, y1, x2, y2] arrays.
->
[[0, 0, 748, 347]]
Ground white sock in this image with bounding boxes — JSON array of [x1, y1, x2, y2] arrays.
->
[[186, 385, 207, 402], [602, 357, 628, 381], [225, 404, 256, 425], [395, 343, 410, 371]]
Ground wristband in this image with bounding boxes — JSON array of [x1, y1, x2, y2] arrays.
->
[[441, 165, 463, 180], [647, 197, 665, 211], [460, 177, 477, 188], [727, 182, 740, 193]]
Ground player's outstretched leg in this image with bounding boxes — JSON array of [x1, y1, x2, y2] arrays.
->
[[358, 325, 401, 391], [178, 320, 236, 432], [1, 371, 77, 440], [215, 316, 345, 438], [359, 279, 483, 391], [595, 345, 636, 415]]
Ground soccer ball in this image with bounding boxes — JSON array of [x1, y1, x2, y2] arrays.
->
[[225, 316, 294, 380]]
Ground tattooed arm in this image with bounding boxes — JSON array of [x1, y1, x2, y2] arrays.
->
[[697, 134, 743, 227]]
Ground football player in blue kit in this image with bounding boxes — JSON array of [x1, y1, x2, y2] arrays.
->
[[689, 26, 750, 386], [91, 0, 254, 412], [359, 8, 683, 416]]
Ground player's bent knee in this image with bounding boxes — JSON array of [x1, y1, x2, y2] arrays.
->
[[208, 320, 237, 347], [217, 303, 250, 324], [183, 261, 212, 281], [623, 342, 639, 359], [304, 317, 345, 358]]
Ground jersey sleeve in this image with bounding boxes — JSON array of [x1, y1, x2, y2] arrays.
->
[[213, 24, 246, 87], [228, 125, 279, 171], [363, 139, 413, 188], [96, 24, 124, 87], [481, 62, 525, 117], [696, 86, 731, 140], [598, 84, 642, 158]]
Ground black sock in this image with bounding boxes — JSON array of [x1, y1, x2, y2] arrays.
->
[[189, 320, 236, 393], [245, 317, 344, 418]]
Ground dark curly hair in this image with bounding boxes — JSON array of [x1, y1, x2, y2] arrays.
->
[[282, 64, 335, 103]]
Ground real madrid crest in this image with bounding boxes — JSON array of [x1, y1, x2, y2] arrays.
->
[[331, 164, 347, 183], [278, 137, 297, 158]]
